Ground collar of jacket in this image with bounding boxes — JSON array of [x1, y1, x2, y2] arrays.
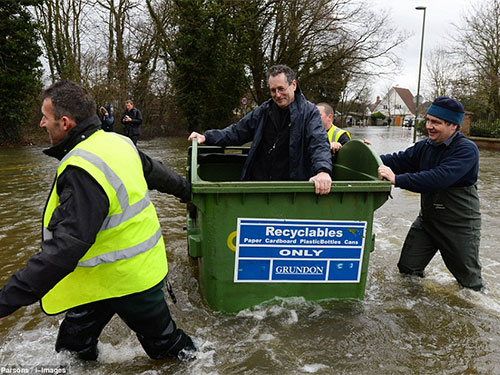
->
[[43, 115, 102, 161], [291, 80, 306, 108], [426, 130, 462, 148]]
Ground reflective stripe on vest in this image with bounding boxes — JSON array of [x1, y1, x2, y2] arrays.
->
[[327, 125, 350, 143], [43, 146, 150, 239], [44, 146, 153, 250], [78, 227, 162, 267], [41, 130, 167, 314]]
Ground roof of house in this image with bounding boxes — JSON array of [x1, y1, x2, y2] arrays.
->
[[368, 97, 381, 113], [394, 87, 416, 115]]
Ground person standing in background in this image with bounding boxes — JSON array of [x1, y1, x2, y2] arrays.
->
[[121, 99, 142, 144], [100, 104, 114, 132]]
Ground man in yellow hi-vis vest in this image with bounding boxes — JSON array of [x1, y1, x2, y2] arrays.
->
[[0, 81, 195, 361], [316, 103, 352, 152]]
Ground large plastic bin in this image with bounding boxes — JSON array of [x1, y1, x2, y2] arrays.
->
[[186, 139, 391, 312]]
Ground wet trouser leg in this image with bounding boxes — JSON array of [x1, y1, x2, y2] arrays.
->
[[55, 282, 195, 360], [398, 215, 483, 290], [398, 216, 438, 277], [55, 302, 114, 360], [110, 282, 195, 359], [432, 220, 482, 290]]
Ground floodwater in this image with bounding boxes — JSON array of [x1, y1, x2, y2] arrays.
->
[[0, 127, 499, 375]]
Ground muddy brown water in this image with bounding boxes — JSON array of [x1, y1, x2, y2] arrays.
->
[[0, 127, 499, 375]]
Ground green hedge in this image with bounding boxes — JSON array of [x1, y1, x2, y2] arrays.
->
[[370, 111, 386, 119], [470, 120, 500, 138]]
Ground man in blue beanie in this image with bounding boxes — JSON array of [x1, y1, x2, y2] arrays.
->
[[378, 96, 483, 291]]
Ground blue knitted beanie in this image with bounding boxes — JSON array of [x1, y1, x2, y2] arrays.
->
[[426, 96, 464, 125]]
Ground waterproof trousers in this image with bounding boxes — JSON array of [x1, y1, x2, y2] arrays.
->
[[55, 281, 195, 360], [397, 187, 482, 290]]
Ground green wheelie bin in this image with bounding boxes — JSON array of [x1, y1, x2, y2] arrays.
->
[[186, 139, 391, 313]]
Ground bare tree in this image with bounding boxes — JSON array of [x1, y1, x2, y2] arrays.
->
[[452, 0, 500, 120], [424, 47, 455, 99], [32, 0, 409, 135], [94, 0, 141, 101], [34, 0, 90, 81], [243, 0, 408, 107]]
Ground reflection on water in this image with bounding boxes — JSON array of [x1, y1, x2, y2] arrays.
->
[[0, 128, 499, 375]]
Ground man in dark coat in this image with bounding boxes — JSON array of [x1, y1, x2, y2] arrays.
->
[[121, 99, 142, 144], [188, 65, 332, 195], [378, 96, 483, 291]]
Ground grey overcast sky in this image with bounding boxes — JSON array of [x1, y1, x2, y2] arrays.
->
[[372, 0, 473, 101]]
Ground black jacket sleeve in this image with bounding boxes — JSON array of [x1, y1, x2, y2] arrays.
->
[[338, 133, 351, 146], [0, 167, 108, 318], [139, 150, 191, 202], [131, 108, 142, 126]]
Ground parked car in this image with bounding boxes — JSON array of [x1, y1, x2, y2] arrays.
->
[[403, 116, 415, 127]]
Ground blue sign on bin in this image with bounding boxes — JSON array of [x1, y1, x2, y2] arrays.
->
[[234, 218, 367, 283]]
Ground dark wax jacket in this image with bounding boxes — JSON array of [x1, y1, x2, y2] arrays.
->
[[204, 84, 332, 180], [0, 115, 190, 318], [121, 107, 142, 136], [380, 132, 479, 194], [248, 102, 291, 180]]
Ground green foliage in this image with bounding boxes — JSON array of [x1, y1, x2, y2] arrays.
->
[[170, 0, 248, 131], [304, 65, 347, 109], [0, 0, 42, 144], [370, 112, 386, 119], [470, 120, 500, 138]]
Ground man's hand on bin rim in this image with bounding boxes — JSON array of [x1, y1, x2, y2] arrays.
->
[[330, 141, 342, 152], [309, 172, 332, 195], [188, 132, 206, 144], [378, 165, 395, 185]]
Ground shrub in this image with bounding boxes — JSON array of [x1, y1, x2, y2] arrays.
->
[[370, 111, 386, 119], [470, 120, 500, 138]]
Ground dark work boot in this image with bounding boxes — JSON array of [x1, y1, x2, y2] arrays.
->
[[55, 304, 114, 361], [55, 325, 99, 361], [138, 327, 196, 360]]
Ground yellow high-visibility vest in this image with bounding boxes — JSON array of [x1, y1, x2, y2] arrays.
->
[[41, 130, 167, 314], [327, 125, 351, 144]]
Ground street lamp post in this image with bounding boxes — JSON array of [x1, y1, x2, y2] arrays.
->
[[413, 6, 426, 143]]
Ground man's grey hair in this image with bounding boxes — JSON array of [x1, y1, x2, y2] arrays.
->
[[41, 81, 96, 124], [267, 65, 296, 85]]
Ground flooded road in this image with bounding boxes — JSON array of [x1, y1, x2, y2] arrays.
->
[[1, 127, 499, 375]]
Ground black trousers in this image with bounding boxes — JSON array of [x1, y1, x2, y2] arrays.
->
[[55, 282, 195, 360], [128, 134, 139, 145]]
